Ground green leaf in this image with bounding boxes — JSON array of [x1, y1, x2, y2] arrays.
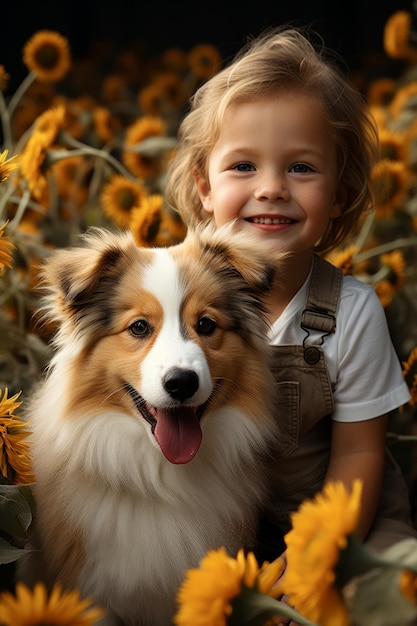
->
[[229, 588, 318, 626], [0, 483, 35, 538], [0, 535, 31, 564], [381, 538, 417, 571], [335, 533, 398, 587], [352, 565, 417, 626]]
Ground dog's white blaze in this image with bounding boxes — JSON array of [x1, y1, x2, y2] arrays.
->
[[139, 250, 213, 406]]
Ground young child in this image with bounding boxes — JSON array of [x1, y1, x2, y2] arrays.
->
[[166, 26, 417, 559]]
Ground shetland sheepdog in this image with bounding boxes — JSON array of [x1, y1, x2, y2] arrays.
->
[[18, 224, 280, 625]]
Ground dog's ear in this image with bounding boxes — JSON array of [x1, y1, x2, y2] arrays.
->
[[189, 222, 285, 294], [37, 228, 138, 323]]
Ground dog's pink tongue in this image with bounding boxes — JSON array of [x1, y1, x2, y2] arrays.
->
[[154, 407, 202, 464]]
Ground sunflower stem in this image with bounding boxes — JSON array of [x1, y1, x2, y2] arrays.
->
[[59, 131, 138, 182], [353, 211, 375, 256], [0, 180, 15, 220], [7, 71, 37, 118], [354, 236, 417, 263], [229, 587, 318, 626], [0, 90, 12, 151], [8, 188, 31, 231]]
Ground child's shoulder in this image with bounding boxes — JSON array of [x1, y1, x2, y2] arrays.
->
[[340, 273, 378, 298], [338, 273, 387, 323]]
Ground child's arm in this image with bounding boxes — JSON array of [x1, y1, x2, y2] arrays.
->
[[324, 414, 388, 540]]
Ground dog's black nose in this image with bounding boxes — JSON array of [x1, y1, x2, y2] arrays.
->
[[163, 368, 199, 402]]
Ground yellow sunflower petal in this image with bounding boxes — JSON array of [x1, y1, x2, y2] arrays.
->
[[174, 547, 244, 626], [0, 150, 19, 182], [242, 550, 259, 588], [258, 557, 287, 597], [0, 582, 104, 625], [280, 480, 362, 625], [0, 222, 15, 274]]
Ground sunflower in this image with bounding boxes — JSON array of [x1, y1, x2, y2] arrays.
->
[[0, 582, 104, 626], [389, 82, 417, 120], [19, 105, 67, 202], [0, 222, 15, 275], [378, 128, 409, 163], [402, 346, 417, 407], [375, 278, 397, 309], [138, 83, 168, 116], [22, 30, 71, 83], [19, 132, 51, 203], [188, 44, 222, 80], [0, 149, 19, 183], [369, 105, 388, 132], [129, 194, 163, 246], [371, 159, 410, 218], [400, 570, 417, 604], [122, 116, 167, 178], [33, 103, 67, 143], [0, 65, 10, 91], [101, 74, 129, 104], [155, 72, 184, 106], [154, 209, 187, 247], [403, 346, 417, 382], [280, 480, 363, 626], [161, 47, 188, 73], [367, 78, 396, 107], [52, 154, 92, 211], [404, 117, 417, 166], [130, 194, 186, 247], [92, 105, 121, 144], [138, 73, 184, 117], [0, 388, 35, 484], [327, 245, 357, 275], [174, 547, 285, 626], [379, 250, 406, 290], [100, 175, 147, 228], [383, 11, 417, 63]]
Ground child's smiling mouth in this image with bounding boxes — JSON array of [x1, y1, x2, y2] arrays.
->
[[246, 216, 295, 225]]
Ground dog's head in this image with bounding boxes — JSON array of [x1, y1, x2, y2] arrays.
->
[[38, 224, 282, 464]]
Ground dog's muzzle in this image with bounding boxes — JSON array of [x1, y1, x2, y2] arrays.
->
[[126, 377, 208, 465]]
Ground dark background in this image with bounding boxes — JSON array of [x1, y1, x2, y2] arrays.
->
[[1, 0, 414, 90]]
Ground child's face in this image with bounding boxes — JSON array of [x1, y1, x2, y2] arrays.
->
[[195, 94, 345, 255]]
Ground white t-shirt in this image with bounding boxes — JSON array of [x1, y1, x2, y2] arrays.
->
[[269, 270, 410, 423]]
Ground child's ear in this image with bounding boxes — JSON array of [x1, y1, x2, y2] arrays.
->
[[193, 168, 214, 214], [331, 185, 347, 218]]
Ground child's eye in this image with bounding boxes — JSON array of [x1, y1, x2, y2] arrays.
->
[[233, 162, 255, 172], [290, 163, 313, 173]]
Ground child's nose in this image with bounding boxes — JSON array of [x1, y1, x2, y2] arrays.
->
[[254, 172, 290, 202]]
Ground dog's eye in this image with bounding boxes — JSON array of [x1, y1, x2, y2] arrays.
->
[[196, 316, 217, 336], [129, 319, 151, 337]]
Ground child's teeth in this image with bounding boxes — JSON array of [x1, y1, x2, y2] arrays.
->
[[252, 217, 292, 224]]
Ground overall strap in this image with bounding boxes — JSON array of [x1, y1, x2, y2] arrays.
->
[[301, 255, 343, 335]]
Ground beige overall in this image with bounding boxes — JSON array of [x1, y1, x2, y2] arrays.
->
[[255, 255, 417, 562]]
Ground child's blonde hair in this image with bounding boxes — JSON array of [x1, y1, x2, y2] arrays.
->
[[166, 27, 379, 255]]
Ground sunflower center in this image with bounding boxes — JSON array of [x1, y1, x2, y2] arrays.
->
[[147, 214, 161, 241], [374, 171, 396, 204], [116, 189, 137, 211], [381, 143, 399, 160], [35, 45, 60, 69]]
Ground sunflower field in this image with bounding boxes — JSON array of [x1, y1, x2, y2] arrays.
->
[[1, 8, 417, 625]]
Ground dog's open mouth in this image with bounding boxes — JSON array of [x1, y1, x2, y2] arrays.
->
[[126, 384, 205, 465]]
